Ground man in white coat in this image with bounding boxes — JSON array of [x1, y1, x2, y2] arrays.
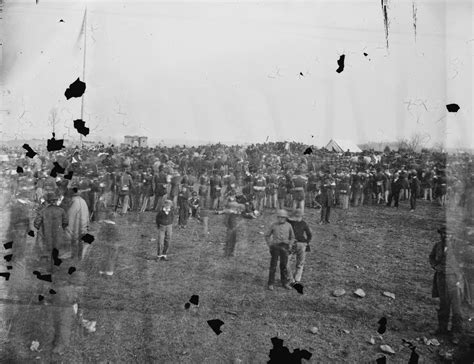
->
[[66, 185, 90, 261]]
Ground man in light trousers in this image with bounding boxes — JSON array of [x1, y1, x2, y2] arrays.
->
[[155, 200, 174, 261], [287, 209, 312, 285]]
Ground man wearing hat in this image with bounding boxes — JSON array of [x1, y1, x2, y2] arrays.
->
[[409, 170, 421, 212], [386, 172, 402, 208], [155, 200, 174, 261], [287, 209, 312, 285], [320, 172, 335, 224], [223, 200, 245, 257], [429, 226, 464, 343], [264, 209, 295, 290]]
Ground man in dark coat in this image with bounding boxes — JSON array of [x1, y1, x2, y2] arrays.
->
[[320, 173, 335, 224], [155, 200, 174, 261], [409, 171, 421, 212], [429, 226, 464, 344], [387, 172, 403, 208], [152, 167, 168, 211], [33, 191, 74, 355]]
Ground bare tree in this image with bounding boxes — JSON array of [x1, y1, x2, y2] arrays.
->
[[431, 141, 445, 152], [406, 132, 431, 152], [397, 138, 409, 151]]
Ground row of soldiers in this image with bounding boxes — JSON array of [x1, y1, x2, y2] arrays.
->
[[63, 166, 455, 219]]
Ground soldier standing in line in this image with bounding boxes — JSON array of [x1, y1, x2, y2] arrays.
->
[[409, 170, 421, 212], [320, 172, 335, 224], [429, 226, 464, 344]]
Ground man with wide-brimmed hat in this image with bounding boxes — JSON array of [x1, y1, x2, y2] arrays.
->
[[287, 209, 312, 285], [429, 225, 464, 344], [264, 209, 295, 291]]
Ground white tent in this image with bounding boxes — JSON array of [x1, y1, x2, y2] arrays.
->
[[325, 139, 362, 153]]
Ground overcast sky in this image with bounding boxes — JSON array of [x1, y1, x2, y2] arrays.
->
[[1, 0, 472, 147]]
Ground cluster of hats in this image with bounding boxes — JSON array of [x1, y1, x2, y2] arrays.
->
[[276, 209, 303, 219]]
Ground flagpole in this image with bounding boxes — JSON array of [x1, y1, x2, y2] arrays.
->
[[80, 8, 87, 148]]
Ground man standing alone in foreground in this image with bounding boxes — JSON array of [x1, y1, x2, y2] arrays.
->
[[429, 226, 464, 344], [156, 200, 174, 261], [287, 209, 312, 285], [265, 209, 295, 291]]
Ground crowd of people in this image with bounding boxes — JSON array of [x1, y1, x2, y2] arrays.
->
[[1, 140, 473, 354]]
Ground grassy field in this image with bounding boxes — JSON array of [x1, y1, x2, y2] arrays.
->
[[1, 198, 473, 363]]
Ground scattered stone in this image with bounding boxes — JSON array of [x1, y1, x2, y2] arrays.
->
[[81, 319, 96, 333], [342, 329, 350, 334], [368, 336, 375, 345], [426, 338, 440, 346], [383, 291, 395, 299], [258, 232, 264, 235], [354, 289, 366, 298], [380, 344, 395, 354], [332, 288, 346, 297], [439, 349, 454, 360], [30, 340, 40, 352], [309, 326, 319, 334]]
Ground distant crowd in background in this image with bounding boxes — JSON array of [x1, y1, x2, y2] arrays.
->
[[2, 141, 473, 225]]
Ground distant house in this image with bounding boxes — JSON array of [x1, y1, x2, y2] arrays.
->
[[325, 139, 362, 153], [124, 135, 148, 147]]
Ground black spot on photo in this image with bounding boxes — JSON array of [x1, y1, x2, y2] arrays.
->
[[408, 347, 419, 364], [376, 356, 387, 364], [292, 282, 304, 294], [336, 54, 345, 73], [268, 336, 312, 363], [52, 248, 62, 266], [64, 77, 86, 100], [49, 289, 57, 295], [68, 267, 76, 275], [303, 147, 313, 155], [59, 19, 65, 23], [363, 52, 368, 57], [16, 166, 24, 174], [28, 231, 35, 237], [50, 162, 66, 178], [64, 171, 74, 180], [207, 319, 224, 335], [73, 119, 90, 137], [38, 295, 44, 301], [446, 103, 460, 112], [0, 272, 11, 280], [81, 233, 95, 244], [22, 144, 37, 158], [377, 317, 387, 335], [47, 133, 65, 152], [189, 295, 199, 306], [4, 241, 13, 250], [33, 271, 52, 282], [7, 266, 13, 270], [4, 254, 12, 262]]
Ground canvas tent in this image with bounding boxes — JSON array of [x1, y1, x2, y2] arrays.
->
[[325, 139, 362, 153]]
